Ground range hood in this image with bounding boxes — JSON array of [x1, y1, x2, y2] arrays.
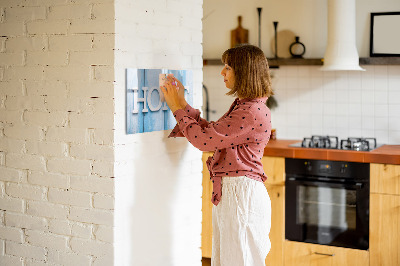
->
[[320, 0, 365, 71]]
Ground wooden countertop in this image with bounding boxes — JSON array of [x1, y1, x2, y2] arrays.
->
[[263, 139, 400, 165]]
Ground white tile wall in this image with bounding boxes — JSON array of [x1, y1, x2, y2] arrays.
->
[[203, 65, 400, 144]]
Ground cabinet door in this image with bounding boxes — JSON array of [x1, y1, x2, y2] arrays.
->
[[264, 184, 284, 266], [370, 163, 400, 195], [370, 193, 400, 266], [202, 152, 213, 258], [261, 156, 285, 185], [284, 241, 369, 266]]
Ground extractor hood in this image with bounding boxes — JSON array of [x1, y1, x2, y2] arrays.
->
[[320, 0, 365, 71]]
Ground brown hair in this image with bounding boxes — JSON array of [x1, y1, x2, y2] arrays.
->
[[221, 44, 273, 99]]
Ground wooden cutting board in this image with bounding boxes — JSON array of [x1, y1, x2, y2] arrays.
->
[[231, 16, 249, 48]]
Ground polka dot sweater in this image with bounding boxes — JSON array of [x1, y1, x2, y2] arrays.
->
[[169, 97, 272, 206]]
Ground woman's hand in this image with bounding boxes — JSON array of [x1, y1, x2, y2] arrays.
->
[[171, 76, 188, 108], [160, 78, 184, 113]]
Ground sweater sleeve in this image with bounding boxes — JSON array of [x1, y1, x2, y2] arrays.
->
[[172, 106, 256, 152], [168, 104, 211, 138]]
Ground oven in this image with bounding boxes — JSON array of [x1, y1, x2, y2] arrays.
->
[[285, 158, 370, 250]]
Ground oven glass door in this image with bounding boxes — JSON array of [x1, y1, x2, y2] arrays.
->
[[298, 185, 356, 231], [286, 179, 369, 250]]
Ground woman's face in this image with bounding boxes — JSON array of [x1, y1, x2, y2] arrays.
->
[[220, 64, 235, 89]]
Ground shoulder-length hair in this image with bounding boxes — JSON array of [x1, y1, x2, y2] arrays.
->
[[221, 44, 273, 99]]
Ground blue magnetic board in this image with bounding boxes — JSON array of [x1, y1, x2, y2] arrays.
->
[[126, 69, 193, 134]]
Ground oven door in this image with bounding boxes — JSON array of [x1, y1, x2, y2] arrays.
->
[[285, 177, 369, 250]]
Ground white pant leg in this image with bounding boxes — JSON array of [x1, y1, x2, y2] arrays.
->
[[211, 176, 271, 266]]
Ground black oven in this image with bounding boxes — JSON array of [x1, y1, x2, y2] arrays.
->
[[285, 158, 369, 250]]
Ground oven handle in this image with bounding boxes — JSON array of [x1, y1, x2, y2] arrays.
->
[[286, 177, 364, 189]]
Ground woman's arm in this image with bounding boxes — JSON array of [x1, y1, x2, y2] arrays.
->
[[168, 104, 212, 137], [165, 77, 211, 137], [172, 106, 257, 152]]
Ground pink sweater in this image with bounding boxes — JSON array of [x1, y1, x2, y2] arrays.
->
[[169, 97, 271, 205]]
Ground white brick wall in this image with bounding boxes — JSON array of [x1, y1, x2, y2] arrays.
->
[[0, 0, 115, 265], [1, 0, 204, 265]]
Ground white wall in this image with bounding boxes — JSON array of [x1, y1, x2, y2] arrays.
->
[[203, 0, 400, 145], [271, 65, 400, 144], [203, 0, 400, 58], [113, 0, 204, 265], [204, 64, 400, 145], [0, 0, 115, 265]]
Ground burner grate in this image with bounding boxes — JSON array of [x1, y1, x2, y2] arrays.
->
[[301, 135, 339, 149], [296, 136, 378, 151], [340, 137, 377, 151]]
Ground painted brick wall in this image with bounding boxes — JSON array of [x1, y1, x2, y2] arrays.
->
[[113, 0, 204, 265], [0, 0, 115, 265]]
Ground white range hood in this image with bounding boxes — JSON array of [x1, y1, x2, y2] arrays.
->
[[320, 0, 365, 71]]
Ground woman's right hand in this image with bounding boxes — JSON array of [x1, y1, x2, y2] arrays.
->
[[168, 76, 187, 108]]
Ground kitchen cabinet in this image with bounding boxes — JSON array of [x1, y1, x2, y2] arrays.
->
[[370, 163, 400, 266], [261, 156, 285, 266], [202, 152, 213, 258], [201, 154, 286, 266], [202, 156, 400, 265], [370, 163, 400, 195], [284, 241, 369, 266]]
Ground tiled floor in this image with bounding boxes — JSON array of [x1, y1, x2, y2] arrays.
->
[[202, 257, 211, 266]]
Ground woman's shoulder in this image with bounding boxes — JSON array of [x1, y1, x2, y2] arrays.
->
[[239, 98, 270, 112]]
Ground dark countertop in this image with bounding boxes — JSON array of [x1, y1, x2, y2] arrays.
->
[[263, 139, 400, 165]]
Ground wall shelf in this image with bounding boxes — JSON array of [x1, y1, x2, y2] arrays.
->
[[203, 57, 400, 67], [359, 57, 400, 65], [203, 58, 323, 67]]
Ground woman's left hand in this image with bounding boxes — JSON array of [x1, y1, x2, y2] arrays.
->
[[160, 78, 184, 113]]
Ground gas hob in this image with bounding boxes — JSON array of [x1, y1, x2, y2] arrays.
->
[[289, 135, 382, 151]]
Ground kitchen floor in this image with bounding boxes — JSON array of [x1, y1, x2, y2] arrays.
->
[[202, 257, 211, 266]]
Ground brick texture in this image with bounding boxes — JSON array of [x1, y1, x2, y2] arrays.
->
[[0, 0, 204, 265], [0, 3, 114, 266]]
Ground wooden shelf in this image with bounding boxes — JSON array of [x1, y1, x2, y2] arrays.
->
[[268, 58, 323, 67], [203, 58, 323, 67], [203, 57, 400, 67], [359, 57, 400, 65]]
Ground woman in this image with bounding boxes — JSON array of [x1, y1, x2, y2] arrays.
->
[[161, 44, 273, 266]]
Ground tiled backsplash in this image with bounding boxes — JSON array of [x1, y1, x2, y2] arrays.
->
[[203, 65, 400, 144]]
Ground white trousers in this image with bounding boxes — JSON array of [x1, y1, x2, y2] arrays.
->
[[212, 176, 271, 266]]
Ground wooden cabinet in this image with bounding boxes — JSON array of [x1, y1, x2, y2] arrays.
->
[[201, 152, 213, 258], [202, 158, 400, 265], [370, 163, 400, 266], [284, 241, 369, 266], [261, 156, 285, 266], [370, 163, 400, 195], [261, 156, 285, 186], [264, 184, 284, 266]]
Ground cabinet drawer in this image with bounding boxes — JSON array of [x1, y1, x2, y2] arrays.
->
[[284, 241, 369, 266]]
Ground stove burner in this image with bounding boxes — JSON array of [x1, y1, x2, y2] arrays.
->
[[301, 135, 339, 149], [294, 136, 378, 151], [340, 137, 377, 151]]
